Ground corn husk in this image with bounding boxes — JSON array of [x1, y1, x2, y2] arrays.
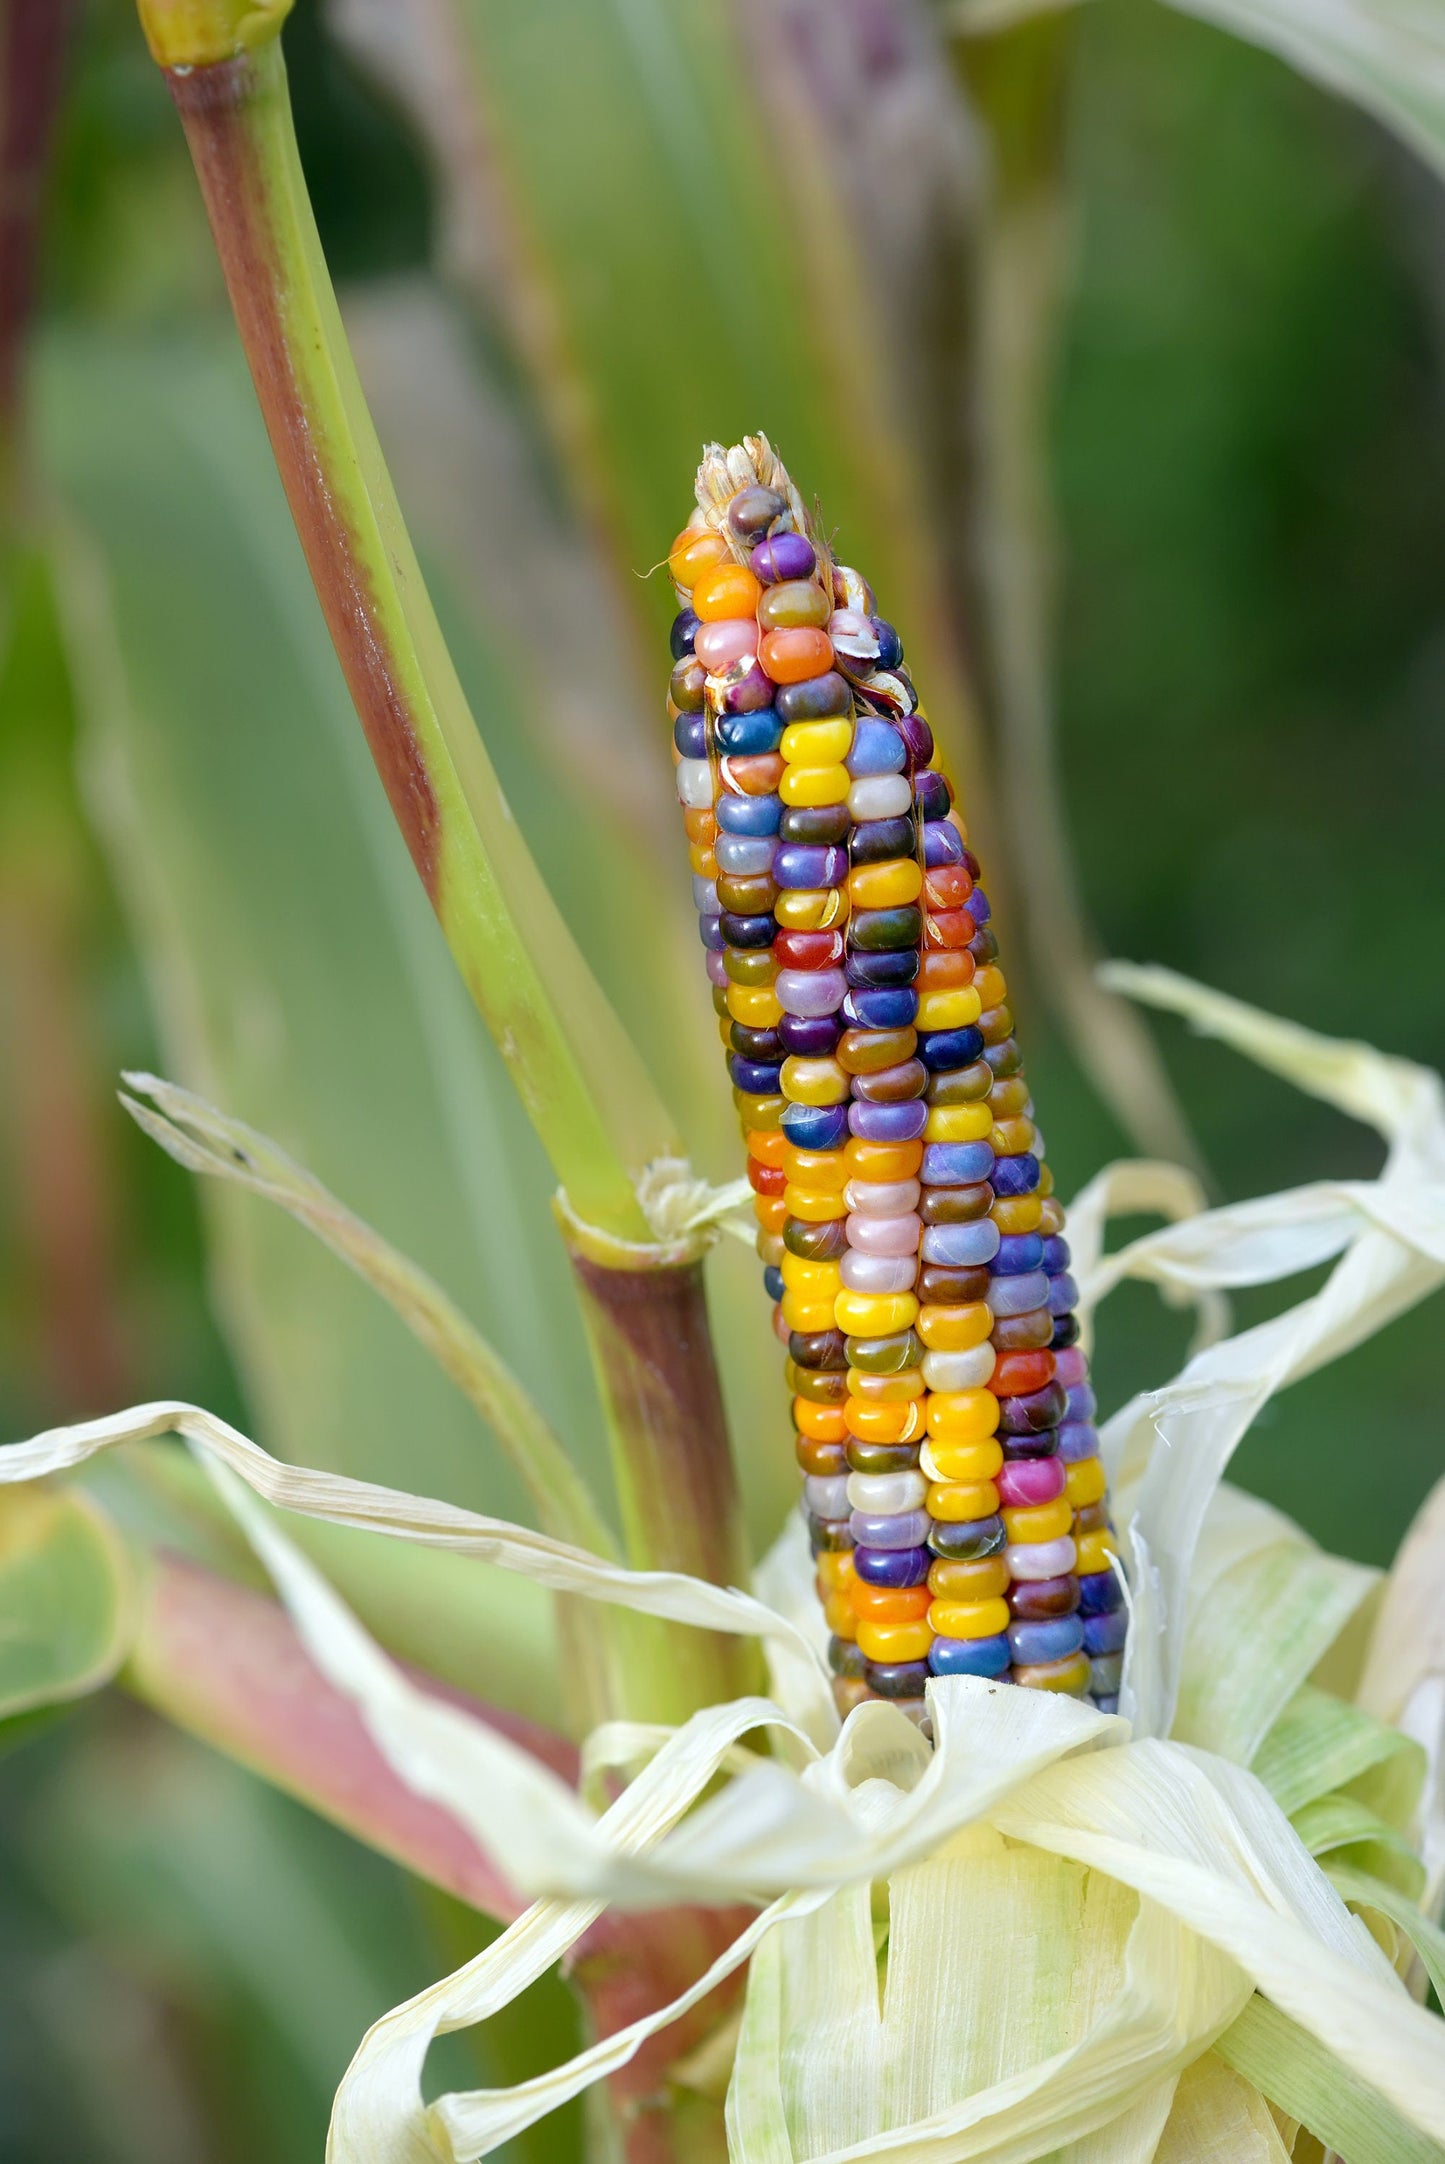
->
[[6, 971, 1445, 2160]]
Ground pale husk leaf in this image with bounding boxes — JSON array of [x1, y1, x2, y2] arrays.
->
[[1092, 968, 1445, 1741], [1151, 2050, 1292, 2162]]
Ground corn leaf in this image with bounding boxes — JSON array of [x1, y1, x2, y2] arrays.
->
[[0, 1482, 132, 1716], [350, 0, 983, 801], [946, 0, 1445, 187], [36, 329, 606, 1517], [1217, 1993, 1445, 2164], [118, 1072, 614, 1556], [1251, 1682, 1424, 1827], [1327, 1863, 1445, 2003], [1098, 966, 1445, 1739]]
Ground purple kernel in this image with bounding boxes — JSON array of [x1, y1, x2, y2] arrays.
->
[[752, 531, 816, 584]]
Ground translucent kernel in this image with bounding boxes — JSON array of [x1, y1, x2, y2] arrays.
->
[[780, 763, 852, 809], [780, 719, 853, 766], [693, 561, 762, 621], [856, 1619, 933, 1663], [924, 1104, 993, 1143], [927, 1481, 1001, 1523], [1066, 1456, 1108, 1508], [668, 527, 727, 589], [760, 626, 835, 683], [834, 1290, 919, 1336], [1001, 1497, 1074, 1545], [775, 887, 849, 931], [849, 859, 923, 910], [781, 1055, 849, 1106], [921, 1436, 1003, 1482], [916, 1303, 992, 1352], [726, 985, 783, 1027], [928, 1596, 1010, 1640], [917, 986, 983, 1030]]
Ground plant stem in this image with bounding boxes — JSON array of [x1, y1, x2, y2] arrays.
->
[[147, 15, 675, 1241], [0, 0, 76, 501], [560, 1203, 764, 1722]]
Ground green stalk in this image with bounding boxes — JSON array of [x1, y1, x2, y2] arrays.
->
[[139, 0, 671, 1242]]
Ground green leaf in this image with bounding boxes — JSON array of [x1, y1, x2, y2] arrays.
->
[[36, 326, 608, 1519], [947, 0, 1445, 185], [1252, 1682, 1425, 1827], [0, 1482, 132, 1716], [400, 0, 984, 786], [1217, 1993, 1445, 2164], [1289, 1791, 1427, 1901], [1328, 1864, 1445, 2006], [1150, 0, 1445, 180], [118, 1072, 615, 1556]]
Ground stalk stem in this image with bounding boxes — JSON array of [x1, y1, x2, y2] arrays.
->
[[559, 1204, 762, 1721]]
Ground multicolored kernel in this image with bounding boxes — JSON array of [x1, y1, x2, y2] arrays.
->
[[667, 436, 1123, 1724]]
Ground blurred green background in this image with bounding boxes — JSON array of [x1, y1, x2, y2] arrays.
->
[[2, 0, 1443, 2155]]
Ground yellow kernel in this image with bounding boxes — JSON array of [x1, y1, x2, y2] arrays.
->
[[924, 1437, 1003, 1482], [856, 1619, 933, 1663], [849, 859, 923, 910], [991, 1118, 1037, 1157], [928, 1597, 1010, 1640], [990, 1195, 1042, 1233], [1015, 1652, 1092, 1695], [782, 1293, 837, 1333], [916, 1303, 992, 1352], [928, 1557, 1008, 1602], [727, 985, 783, 1027], [783, 1148, 848, 1191], [774, 887, 849, 932], [779, 763, 851, 809], [834, 1290, 919, 1336], [781, 1055, 849, 1107], [668, 527, 727, 589], [973, 964, 1008, 1009], [816, 1550, 855, 1591], [926, 1389, 1000, 1442], [916, 987, 983, 1032], [780, 1255, 843, 1293], [1076, 1529, 1119, 1576], [780, 719, 852, 765], [824, 1591, 858, 1638], [734, 1091, 784, 1131], [1066, 1456, 1108, 1508], [784, 1186, 848, 1223], [1002, 1497, 1074, 1545], [924, 1103, 993, 1143], [926, 1480, 1001, 1523], [846, 1367, 925, 1402]]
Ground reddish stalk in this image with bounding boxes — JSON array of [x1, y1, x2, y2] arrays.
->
[[0, 0, 76, 476]]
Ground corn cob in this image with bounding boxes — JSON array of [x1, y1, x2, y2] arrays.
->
[[666, 439, 1126, 1721]]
